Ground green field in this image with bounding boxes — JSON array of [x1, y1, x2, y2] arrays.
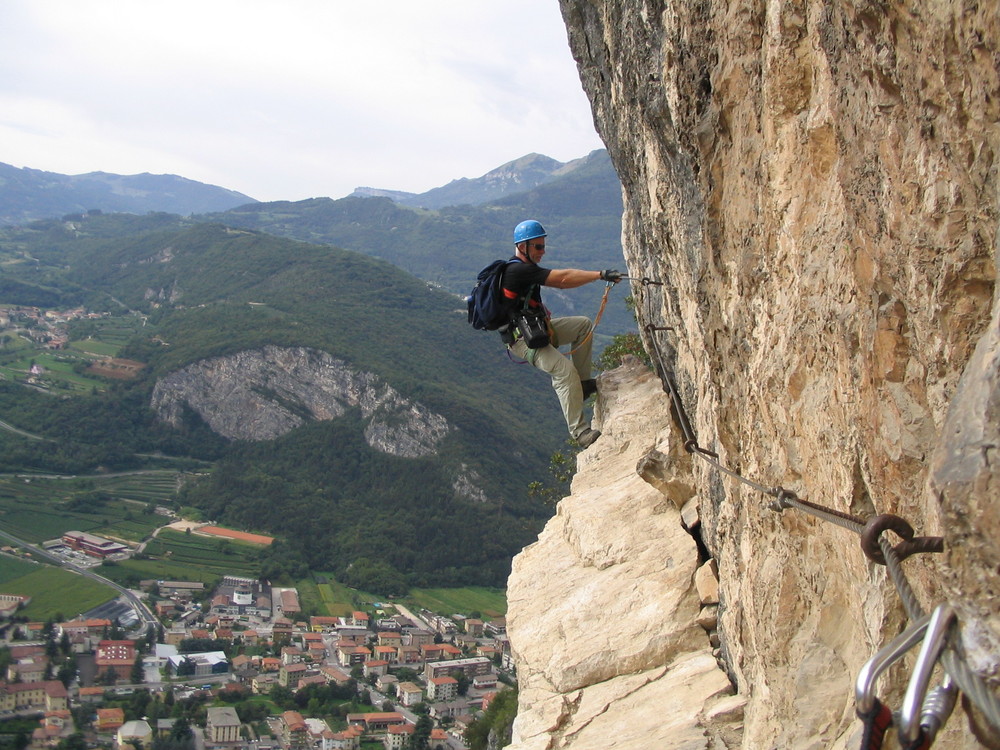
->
[[0, 467, 509, 620], [0, 472, 182, 543], [69, 317, 147, 350], [0, 559, 117, 620], [0, 312, 148, 394], [0, 554, 39, 586], [311, 573, 374, 617], [123, 528, 259, 579], [0, 472, 261, 590], [84, 472, 184, 503], [0, 349, 109, 393], [405, 586, 507, 618], [308, 573, 507, 619], [70, 339, 118, 357]]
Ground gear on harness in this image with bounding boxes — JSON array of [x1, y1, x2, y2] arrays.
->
[[503, 278, 620, 364]]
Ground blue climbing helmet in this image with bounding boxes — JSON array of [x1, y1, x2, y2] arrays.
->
[[513, 219, 546, 245]]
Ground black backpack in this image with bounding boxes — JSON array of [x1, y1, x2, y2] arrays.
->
[[466, 259, 517, 330]]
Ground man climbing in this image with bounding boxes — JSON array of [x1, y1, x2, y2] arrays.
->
[[501, 219, 622, 449]]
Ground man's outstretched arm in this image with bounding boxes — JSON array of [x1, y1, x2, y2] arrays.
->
[[545, 268, 621, 289]]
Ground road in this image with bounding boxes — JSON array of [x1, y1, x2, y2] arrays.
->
[[393, 603, 431, 631], [0, 527, 157, 631], [0, 418, 50, 441]]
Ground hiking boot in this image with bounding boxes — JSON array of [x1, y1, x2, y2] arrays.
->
[[582, 378, 598, 399], [577, 428, 601, 449]]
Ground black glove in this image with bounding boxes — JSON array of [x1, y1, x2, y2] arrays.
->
[[600, 269, 623, 282]]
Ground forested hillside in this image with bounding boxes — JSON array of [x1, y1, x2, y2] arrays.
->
[[0, 213, 571, 589], [207, 150, 629, 333]]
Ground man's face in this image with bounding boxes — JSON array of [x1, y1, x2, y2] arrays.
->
[[521, 239, 546, 264]]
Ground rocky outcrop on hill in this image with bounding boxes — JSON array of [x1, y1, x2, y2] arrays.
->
[[150, 345, 450, 457], [505, 1, 1000, 748]]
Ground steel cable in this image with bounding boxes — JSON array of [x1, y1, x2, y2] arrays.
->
[[633, 275, 1000, 735]]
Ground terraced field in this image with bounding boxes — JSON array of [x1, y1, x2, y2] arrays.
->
[[129, 528, 259, 579], [0, 472, 181, 543]]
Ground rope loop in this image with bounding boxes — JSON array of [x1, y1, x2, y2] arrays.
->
[[861, 514, 945, 566]]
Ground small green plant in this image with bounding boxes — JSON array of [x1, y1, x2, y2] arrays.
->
[[596, 296, 651, 370], [597, 331, 650, 370], [527, 445, 576, 506]]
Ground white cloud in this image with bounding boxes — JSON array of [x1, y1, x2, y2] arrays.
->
[[0, 0, 603, 202]]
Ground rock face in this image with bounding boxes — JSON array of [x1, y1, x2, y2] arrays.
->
[[508, 358, 743, 749], [506, 1, 1000, 748], [151, 345, 450, 457]]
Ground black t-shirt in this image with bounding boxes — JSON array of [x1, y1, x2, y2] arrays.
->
[[501, 257, 550, 311]]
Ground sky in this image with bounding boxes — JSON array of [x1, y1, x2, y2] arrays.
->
[[0, 1, 605, 203]]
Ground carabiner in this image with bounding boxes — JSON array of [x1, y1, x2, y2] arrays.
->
[[899, 604, 957, 747], [856, 613, 931, 716]]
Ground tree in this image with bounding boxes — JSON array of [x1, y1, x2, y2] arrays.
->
[[596, 295, 651, 371], [170, 715, 192, 742], [57, 657, 78, 688], [267, 685, 294, 709], [409, 714, 433, 750], [175, 657, 195, 677], [597, 331, 650, 370], [450, 670, 470, 697], [131, 653, 145, 684], [146, 697, 167, 723], [465, 687, 518, 750], [128, 690, 151, 721], [527, 445, 576, 506]]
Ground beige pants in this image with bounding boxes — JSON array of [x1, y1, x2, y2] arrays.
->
[[510, 316, 594, 439]]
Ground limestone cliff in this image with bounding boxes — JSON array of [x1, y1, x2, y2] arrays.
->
[[150, 345, 450, 458], [506, 1, 1000, 748]]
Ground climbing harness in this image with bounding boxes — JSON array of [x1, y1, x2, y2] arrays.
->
[[629, 273, 1000, 746], [505, 279, 618, 363]]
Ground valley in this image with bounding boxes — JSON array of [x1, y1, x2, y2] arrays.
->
[[0, 310, 512, 619], [0, 150, 629, 749]]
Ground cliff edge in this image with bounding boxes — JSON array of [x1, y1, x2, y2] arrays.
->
[[506, 1, 1000, 748]]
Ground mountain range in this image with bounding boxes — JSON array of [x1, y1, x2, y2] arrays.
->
[[0, 162, 256, 226], [350, 152, 594, 209], [0, 150, 629, 332]]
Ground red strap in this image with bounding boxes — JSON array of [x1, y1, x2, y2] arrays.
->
[[901, 730, 932, 750], [858, 699, 894, 750]]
